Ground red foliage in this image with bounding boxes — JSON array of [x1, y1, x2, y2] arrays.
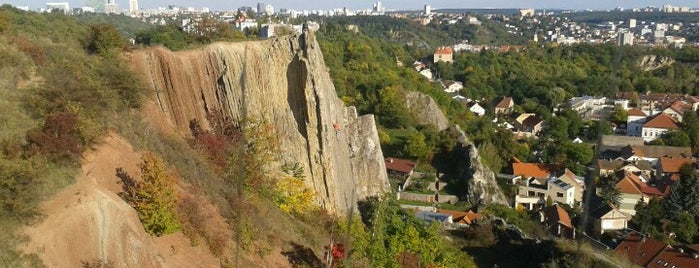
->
[[26, 111, 84, 161], [324, 243, 346, 267], [188, 109, 242, 170], [9, 36, 47, 64]]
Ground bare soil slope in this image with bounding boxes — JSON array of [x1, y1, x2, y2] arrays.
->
[[21, 132, 221, 268]]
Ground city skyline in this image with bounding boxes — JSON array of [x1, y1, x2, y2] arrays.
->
[[1, 0, 698, 11]]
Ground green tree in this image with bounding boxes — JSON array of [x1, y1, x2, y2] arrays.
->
[[608, 105, 628, 122], [85, 24, 125, 56], [630, 198, 665, 238], [375, 86, 413, 128], [663, 164, 699, 220], [649, 130, 691, 147], [668, 211, 698, 244], [596, 176, 621, 207], [403, 130, 429, 160], [119, 152, 181, 236]]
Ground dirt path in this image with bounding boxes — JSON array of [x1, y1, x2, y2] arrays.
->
[[21, 132, 221, 268]]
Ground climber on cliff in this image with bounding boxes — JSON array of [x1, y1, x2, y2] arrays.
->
[[333, 122, 341, 138]]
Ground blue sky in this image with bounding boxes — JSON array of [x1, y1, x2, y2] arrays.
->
[[2, 0, 697, 11]]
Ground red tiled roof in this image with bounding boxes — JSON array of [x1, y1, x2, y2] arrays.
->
[[621, 145, 692, 159], [513, 162, 558, 179], [542, 204, 572, 229], [496, 97, 514, 109], [659, 156, 695, 174], [437, 209, 482, 225], [615, 232, 669, 267], [385, 157, 416, 174], [434, 46, 453, 55], [647, 247, 699, 268], [617, 173, 664, 197], [643, 113, 679, 129], [627, 108, 647, 117]]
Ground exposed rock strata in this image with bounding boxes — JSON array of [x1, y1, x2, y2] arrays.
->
[[452, 126, 508, 207], [130, 31, 389, 213], [639, 55, 674, 71]]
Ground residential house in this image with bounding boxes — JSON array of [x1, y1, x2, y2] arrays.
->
[[656, 156, 695, 179], [619, 160, 654, 178], [512, 160, 561, 210], [662, 100, 690, 122], [615, 232, 669, 267], [514, 113, 544, 136], [598, 135, 644, 159], [556, 169, 585, 204], [597, 159, 625, 177], [413, 61, 426, 71], [591, 204, 630, 234], [436, 209, 482, 228], [616, 173, 664, 215], [615, 232, 699, 268], [419, 69, 433, 80], [433, 46, 454, 63], [467, 102, 486, 117], [443, 81, 463, 93], [626, 108, 648, 137], [385, 157, 417, 177], [548, 177, 576, 206], [620, 145, 692, 164], [539, 204, 575, 239], [642, 113, 680, 142], [494, 97, 514, 115]]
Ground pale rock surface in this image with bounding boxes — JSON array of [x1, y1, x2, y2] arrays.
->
[[129, 30, 390, 213], [405, 91, 450, 131]]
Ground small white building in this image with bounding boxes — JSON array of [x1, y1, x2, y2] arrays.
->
[[626, 108, 647, 137], [419, 69, 433, 81], [547, 177, 576, 207], [592, 204, 630, 234], [469, 102, 486, 117], [443, 81, 463, 93]]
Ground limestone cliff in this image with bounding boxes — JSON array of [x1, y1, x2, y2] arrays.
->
[[129, 31, 389, 213], [405, 91, 449, 131], [451, 126, 508, 207], [638, 55, 674, 71]]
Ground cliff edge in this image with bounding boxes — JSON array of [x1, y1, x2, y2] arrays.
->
[[129, 31, 390, 213]]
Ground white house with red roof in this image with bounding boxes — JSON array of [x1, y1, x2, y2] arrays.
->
[[433, 46, 454, 63], [626, 108, 647, 137], [642, 113, 679, 142]]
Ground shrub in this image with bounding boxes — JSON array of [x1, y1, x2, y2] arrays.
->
[[274, 163, 315, 214], [117, 152, 181, 236], [26, 111, 86, 162]]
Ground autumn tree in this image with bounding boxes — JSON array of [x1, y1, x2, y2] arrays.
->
[[118, 152, 181, 236], [274, 163, 315, 214]]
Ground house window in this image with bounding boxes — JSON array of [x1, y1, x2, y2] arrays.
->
[[556, 192, 564, 198], [528, 191, 535, 196], [538, 193, 545, 197]]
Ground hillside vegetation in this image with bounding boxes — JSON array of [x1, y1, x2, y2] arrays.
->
[[0, 6, 477, 268]]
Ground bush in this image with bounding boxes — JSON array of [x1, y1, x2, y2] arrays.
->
[[117, 152, 181, 236]]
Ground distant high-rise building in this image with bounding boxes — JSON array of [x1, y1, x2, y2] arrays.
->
[[424, 5, 431, 15], [86, 0, 104, 12], [265, 4, 274, 15], [257, 2, 265, 15], [617, 32, 634, 46], [373, 1, 384, 13], [46, 2, 69, 14], [105, 0, 119, 14], [129, 0, 138, 14], [628, 19, 637, 28]]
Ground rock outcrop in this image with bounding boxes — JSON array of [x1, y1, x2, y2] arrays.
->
[[638, 55, 675, 71], [451, 126, 508, 207], [405, 91, 449, 131], [129, 30, 390, 213]]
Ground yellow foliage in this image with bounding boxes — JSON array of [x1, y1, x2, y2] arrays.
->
[[273, 174, 315, 214]]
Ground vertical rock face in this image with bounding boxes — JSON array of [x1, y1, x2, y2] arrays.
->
[[452, 126, 508, 207], [129, 31, 389, 213]]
